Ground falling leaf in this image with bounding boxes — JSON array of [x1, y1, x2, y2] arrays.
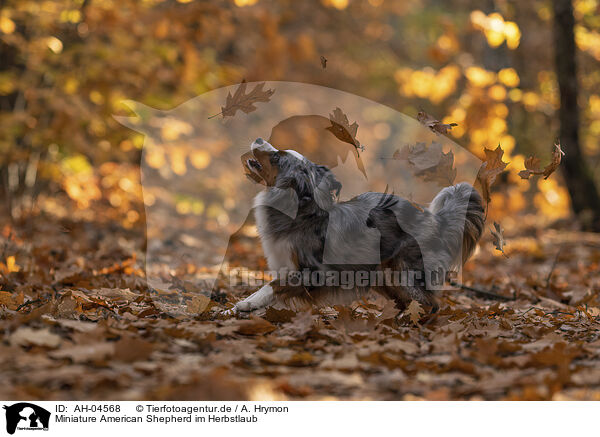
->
[[326, 107, 364, 155], [475, 144, 509, 204], [519, 142, 565, 180], [394, 142, 457, 186], [406, 300, 424, 325], [417, 111, 457, 135], [543, 142, 565, 179], [518, 156, 542, 180], [211, 80, 275, 119], [320, 55, 327, 69], [490, 221, 508, 257]]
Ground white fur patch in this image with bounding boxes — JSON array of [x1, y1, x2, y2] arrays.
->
[[285, 150, 305, 161], [251, 139, 277, 152], [254, 192, 297, 272], [235, 284, 274, 312]]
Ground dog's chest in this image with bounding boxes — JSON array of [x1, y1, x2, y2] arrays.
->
[[253, 203, 297, 272], [260, 235, 296, 271]]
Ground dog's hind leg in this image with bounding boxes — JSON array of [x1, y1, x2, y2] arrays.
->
[[234, 281, 275, 313]]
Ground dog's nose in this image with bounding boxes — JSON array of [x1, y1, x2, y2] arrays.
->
[[251, 138, 277, 152]]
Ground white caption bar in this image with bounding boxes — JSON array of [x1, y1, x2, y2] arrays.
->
[[0, 401, 597, 437]]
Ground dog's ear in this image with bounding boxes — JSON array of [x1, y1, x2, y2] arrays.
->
[[314, 165, 341, 210], [277, 168, 312, 201], [317, 165, 341, 197]]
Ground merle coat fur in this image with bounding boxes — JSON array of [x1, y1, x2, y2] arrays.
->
[[234, 138, 485, 314]]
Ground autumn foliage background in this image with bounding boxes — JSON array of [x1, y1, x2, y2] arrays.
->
[[1, 0, 600, 400]]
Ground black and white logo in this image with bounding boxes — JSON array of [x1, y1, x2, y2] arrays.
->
[[3, 403, 50, 435]]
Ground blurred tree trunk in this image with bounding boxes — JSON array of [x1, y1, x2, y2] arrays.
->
[[552, 0, 600, 231]]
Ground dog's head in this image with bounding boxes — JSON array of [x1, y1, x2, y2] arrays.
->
[[242, 138, 341, 209]]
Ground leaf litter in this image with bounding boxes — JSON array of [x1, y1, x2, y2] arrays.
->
[[1, 177, 600, 401]]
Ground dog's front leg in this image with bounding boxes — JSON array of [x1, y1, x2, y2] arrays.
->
[[234, 280, 276, 313]]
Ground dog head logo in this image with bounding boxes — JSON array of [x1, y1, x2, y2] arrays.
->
[[115, 81, 483, 314], [3, 403, 50, 435]]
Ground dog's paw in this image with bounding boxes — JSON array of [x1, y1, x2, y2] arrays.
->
[[219, 307, 239, 318], [234, 300, 255, 312]]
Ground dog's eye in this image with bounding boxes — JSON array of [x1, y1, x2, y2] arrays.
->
[[270, 153, 280, 164]]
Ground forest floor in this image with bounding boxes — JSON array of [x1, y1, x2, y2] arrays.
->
[[1, 207, 600, 401]]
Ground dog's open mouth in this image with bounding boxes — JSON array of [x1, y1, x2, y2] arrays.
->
[[241, 151, 265, 184], [247, 158, 262, 173], [242, 139, 280, 186]]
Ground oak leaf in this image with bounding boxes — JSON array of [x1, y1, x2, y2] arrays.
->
[[519, 142, 565, 180], [394, 142, 457, 186], [406, 300, 424, 325], [518, 156, 542, 180], [417, 111, 457, 135], [216, 80, 275, 119], [475, 145, 509, 204], [490, 221, 508, 257], [326, 107, 364, 155], [543, 142, 565, 178]]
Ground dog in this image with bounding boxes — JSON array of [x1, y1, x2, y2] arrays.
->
[[232, 138, 485, 314]]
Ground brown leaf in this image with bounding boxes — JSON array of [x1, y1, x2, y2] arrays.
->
[[529, 342, 580, 379], [258, 350, 315, 367], [320, 55, 327, 69], [330, 306, 377, 338], [405, 300, 424, 325], [394, 142, 456, 186], [543, 142, 565, 179], [0, 291, 17, 310], [186, 295, 213, 314], [265, 306, 296, 323], [10, 327, 62, 349], [518, 155, 542, 180], [236, 315, 276, 335], [475, 145, 509, 204], [325, 107, 364, 155], [218, 80, 275, 119], [113, 335, 155, 362], [417, 111, 457, 135], [490, 221, 508, 257], [281, 311, 314, 338], [518, 142, 565, 180], [49, 343, 114, 364], [473, 337, 500, 364], [378, 301, 401, 323], [385, 339, 419, 354]]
